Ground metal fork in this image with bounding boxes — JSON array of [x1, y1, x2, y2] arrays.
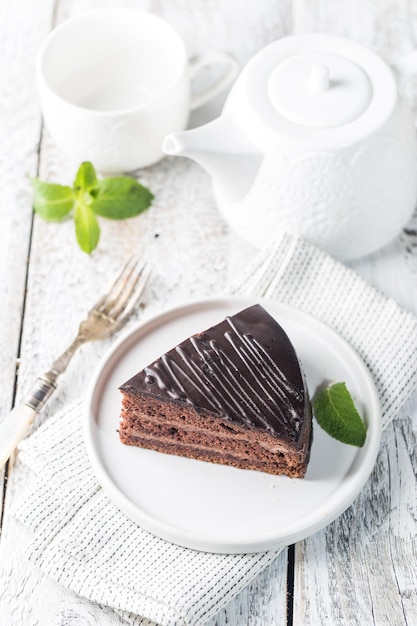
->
[[0, 257, 151, 470]]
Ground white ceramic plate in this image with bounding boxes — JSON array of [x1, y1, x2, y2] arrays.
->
[[85, 297, 381, 554]]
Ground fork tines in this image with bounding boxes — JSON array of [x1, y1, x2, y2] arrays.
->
[[100, 257, 151, 321]]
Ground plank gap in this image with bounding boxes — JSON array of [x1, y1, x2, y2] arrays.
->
[[0, 467, 8, 533], [12, 120, 42, 399], [286, 544, 295, 626]]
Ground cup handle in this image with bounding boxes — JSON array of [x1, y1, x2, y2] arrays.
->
[[189, 51, 239, 110]]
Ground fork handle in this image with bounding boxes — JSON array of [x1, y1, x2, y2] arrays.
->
[[0, 373, 57, 470]]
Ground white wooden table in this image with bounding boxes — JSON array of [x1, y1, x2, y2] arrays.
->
[[1, 0, 417, 624]]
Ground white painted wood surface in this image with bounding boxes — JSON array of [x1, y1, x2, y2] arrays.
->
[[0, 0, 416, 624]]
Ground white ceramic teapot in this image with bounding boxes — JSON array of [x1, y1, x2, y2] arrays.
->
[[163, 34, 417, 260]]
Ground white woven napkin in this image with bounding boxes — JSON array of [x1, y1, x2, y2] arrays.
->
[[13, 233, 417, 625]]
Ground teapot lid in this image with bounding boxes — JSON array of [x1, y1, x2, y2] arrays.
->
[[239, 34, 397, 146]]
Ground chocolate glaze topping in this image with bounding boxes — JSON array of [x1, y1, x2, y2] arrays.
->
[[120, 305, 309, 443]]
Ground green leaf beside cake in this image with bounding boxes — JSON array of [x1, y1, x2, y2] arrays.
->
[[313, 382, 367, 447]]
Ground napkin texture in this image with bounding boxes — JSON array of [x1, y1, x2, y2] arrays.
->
[[13, 233, 417, 625]]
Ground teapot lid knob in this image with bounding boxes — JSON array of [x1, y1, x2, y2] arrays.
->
[[308, 64, 330, 92]]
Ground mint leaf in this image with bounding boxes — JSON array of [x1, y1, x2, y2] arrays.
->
[[74, 161, 98, 194], [92, 177, 153, 219], [31, 178, 74, 221], [313, 382, 366, 447], [31, 162, 153, 253], [74, 201, 100, 254]]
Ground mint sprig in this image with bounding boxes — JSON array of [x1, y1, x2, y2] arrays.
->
[[313, 382, 367, 447], [31, 162, 153, 253]]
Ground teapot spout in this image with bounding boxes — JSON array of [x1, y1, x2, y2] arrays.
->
[[163, 114, 262, 202]]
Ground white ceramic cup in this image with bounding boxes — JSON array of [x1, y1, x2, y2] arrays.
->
[[36, 9, 238, 173]]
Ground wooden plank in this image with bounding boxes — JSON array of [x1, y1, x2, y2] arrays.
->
[[0, 0, 54, 415], [0, 0, 56, 540], [294, 406, 417, 626], [0, 0, 54, 617]]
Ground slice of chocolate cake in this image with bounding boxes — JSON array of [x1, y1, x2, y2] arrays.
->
[[119, 304, 313, 477]]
